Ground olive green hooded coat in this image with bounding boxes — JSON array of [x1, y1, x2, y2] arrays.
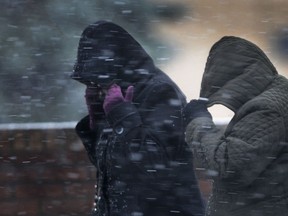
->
[[185, 36, 288, 216]]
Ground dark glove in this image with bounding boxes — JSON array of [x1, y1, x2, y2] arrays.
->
[[103, 84, 134, 114], [183, 99, 212, 126], [85, 86, 105, 130]]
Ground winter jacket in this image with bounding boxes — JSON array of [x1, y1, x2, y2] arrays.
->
[[73, 21, 205, 216], [185, 36, 288, 216]]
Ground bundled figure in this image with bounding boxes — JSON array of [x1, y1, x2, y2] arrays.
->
[[71, 21, 205, 216], [184, 36, 288, 216]]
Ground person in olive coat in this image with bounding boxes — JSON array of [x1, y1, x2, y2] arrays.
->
[[184, 36, 288, 216], [71, 20, 205, 216]]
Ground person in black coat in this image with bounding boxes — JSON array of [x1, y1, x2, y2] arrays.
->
[[71, 20, 205, 216]]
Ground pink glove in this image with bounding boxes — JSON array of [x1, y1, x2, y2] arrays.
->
[[103, 84, 134, 114]]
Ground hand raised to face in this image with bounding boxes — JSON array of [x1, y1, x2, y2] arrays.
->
[[103, 84, 134, 114]]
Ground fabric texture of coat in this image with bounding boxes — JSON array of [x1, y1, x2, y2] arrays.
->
[[73, 21, 205, 216], [185, 36, 288, 216]]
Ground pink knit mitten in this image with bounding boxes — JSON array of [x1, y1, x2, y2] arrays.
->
[[103, 84, 134, 114]]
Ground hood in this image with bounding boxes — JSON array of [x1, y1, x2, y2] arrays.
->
[[200, 36, 278, 112], [71, 20, 156, 89]]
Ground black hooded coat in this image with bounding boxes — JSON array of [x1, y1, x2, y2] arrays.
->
[[72, 21, 205, 216]]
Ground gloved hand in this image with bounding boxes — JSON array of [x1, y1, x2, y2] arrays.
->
[[85, 86, 105, 130], [183, 99, 212, 126], [103, 84, 134, 114]]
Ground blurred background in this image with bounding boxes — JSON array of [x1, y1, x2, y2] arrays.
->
[[1, 0, 288, 215], [1, 0, 288, 123]]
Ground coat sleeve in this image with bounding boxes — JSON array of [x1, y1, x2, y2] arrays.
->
[[106, 82, 185, 157], [185, 108, 286, 186], [106, 83, 205, 215]]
